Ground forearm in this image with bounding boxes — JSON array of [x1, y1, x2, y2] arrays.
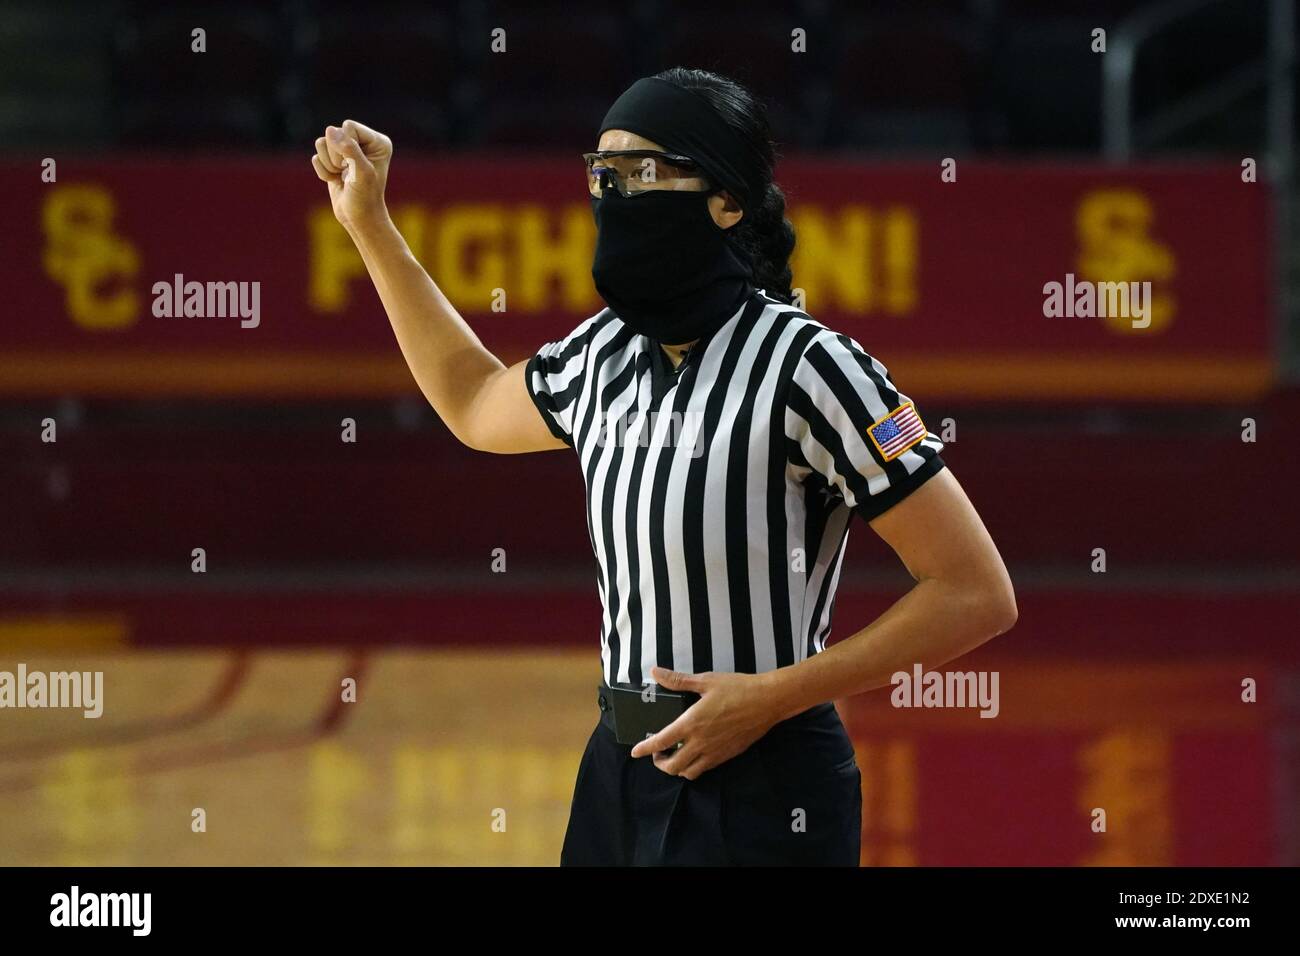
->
[[758, 576, 1011, 723], [348, 215, 506, 442]]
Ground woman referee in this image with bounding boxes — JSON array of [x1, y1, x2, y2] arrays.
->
[[312, 68, 1016, 867]]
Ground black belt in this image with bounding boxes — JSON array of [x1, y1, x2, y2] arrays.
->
[[597, 683, 841, 748], [597, 682, 699, 747]]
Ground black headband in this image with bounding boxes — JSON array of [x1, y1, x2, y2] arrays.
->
[[598, 77, 767, 214]]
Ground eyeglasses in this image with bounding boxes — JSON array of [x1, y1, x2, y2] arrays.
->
[[583, 149, 713, 198]]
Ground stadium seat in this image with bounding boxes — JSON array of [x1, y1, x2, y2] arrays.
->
[[113, 5, 284, 97], [468, 9, 630, 146], [825, 15, 981, 151], [472, 95, 612, 148], [987, 17, 1103, 151], [0, 1, 114, 147], [117, 97, 281, 149]]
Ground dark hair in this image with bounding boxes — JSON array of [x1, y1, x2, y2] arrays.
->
[[654, 67, 797, 305]]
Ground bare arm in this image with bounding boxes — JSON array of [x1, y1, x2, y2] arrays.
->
[[312, 120, 565, 454], [759, 467, 1017, 719], [638, 467, 1017, 775]]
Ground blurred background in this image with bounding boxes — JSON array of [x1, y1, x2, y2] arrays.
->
[[0, 0, 1297, 865]]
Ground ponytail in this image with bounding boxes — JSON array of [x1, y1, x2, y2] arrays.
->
[[731, 182, 796, 304]]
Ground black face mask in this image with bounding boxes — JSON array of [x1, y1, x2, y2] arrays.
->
[[590, 189, 753, 345]]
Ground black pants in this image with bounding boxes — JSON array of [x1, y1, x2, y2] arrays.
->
[[560, 701, 862, 866]]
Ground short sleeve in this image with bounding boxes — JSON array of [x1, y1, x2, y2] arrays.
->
[[523, 314, 602, 448], [784, 330, 946, 522]]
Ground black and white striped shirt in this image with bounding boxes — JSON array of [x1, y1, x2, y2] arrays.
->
[[525, 289, 946, 687]]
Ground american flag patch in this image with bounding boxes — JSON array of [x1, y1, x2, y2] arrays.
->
[[867, 403, 927, 461]]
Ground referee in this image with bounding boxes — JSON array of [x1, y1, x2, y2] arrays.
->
[[312, 68, 1016, 866]]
